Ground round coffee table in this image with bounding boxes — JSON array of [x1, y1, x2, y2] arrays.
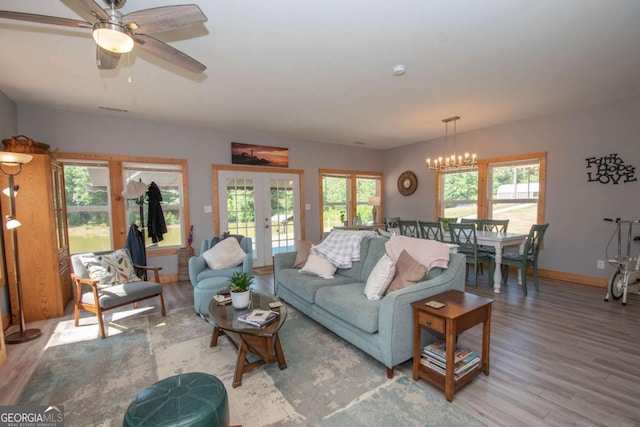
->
[[208, 291, 287, 387]]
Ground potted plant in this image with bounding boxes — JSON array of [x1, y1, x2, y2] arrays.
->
[[229, 271, 253, 309]]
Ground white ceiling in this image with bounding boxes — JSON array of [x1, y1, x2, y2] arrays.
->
[[1, 0, 640, 149]]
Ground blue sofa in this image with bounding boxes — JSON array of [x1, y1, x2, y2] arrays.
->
[[188, 237, 253, 315], [274, 235, 465, 377]]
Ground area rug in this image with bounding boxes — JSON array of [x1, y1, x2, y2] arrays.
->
[[17, 306, 485, 427]]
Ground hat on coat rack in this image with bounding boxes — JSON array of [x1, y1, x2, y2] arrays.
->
[[122, 180, 148, 199]]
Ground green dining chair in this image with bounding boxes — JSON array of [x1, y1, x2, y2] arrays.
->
[[461, 218, 482, 229], [398, 220, 419, 237], [418, 220, 444, 241], [481, 219, 509, 233], [489, 223, 549, 295], [449, 223, 494, 288], [384, 217, 400, 231]]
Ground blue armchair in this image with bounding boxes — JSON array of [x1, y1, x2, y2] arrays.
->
[[189, 237, 253, 315]]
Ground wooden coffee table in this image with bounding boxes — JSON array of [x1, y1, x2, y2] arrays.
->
[[412, 290, 493, 401], [208, 291, 287, 388]]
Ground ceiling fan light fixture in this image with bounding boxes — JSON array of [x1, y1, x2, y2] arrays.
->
[[92, 22, 134, 53]]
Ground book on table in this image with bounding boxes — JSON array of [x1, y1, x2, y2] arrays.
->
[[420, 339, 480, 379], [422, 340, 476, 364], [238, 309, 279, 327]]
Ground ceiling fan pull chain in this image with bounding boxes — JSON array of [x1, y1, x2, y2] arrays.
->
[[127, 52, 132, 84]]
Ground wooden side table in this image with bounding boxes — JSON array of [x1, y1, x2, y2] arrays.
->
[[412, 290, 493, 402]]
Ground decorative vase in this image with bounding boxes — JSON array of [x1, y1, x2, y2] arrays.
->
[[230, 290, 251, 309]]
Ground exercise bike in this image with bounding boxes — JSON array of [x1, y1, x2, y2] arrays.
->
[[603, 218, 640, 306]]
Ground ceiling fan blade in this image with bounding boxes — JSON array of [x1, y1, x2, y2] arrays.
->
[[96, 46, 120, 70], [0, 10, 92, 28], [62, 0, 109, 22], [133, 33, 206, 74], [124, 5, 207, 34]]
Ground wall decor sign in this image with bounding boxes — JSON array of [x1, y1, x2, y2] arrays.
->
[[586, 154, 636, 184], [231, 142, 289, 167]]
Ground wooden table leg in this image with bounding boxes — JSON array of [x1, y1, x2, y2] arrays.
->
[[482, 305, 491, 375], [210, 326, 222, 347], [233, 340, 249, 388], [274, 333, 287, 370], [445, 319, 456, 402]]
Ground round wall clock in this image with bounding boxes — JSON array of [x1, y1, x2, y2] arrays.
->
[[397, 171, 418, 196]]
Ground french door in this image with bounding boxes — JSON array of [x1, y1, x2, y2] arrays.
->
[[217, 170, 301, 267]]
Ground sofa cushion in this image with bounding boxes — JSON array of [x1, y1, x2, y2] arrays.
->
[[300, 253, 337, 279], [277, 268, 354, 304], [335, 236, 372, 281], [202, 237, 246, 270], [315, 283, 381, 334], [385, 250, 427, 294], [293, 240, 314, 268], [364, 254, 396, 300], [359, 236, 389, 281]]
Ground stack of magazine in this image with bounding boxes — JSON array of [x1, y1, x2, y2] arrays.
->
[[421, 340, 480, 380], [238, 309, 279, 327]]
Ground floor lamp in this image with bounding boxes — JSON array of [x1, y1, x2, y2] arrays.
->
[[0, 152, 41, 344]]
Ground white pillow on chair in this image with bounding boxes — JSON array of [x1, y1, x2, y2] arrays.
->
[[202, 237, 246, 270]]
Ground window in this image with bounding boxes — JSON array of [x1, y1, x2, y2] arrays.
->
[[63, 160, 113, 253], [60, 154, 189, 255], [437, 152, 546, 233], [319, 169, 382, 234], [440, 169, 478, 220], [488, 159, 541, 234], [123, 162, 184, 247]]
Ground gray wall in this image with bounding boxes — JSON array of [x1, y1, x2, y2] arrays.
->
[[16, 104, 383, 274], [383, 94, 640, 280], [0, 91, 17, 318], [13, 95, 640, 282]]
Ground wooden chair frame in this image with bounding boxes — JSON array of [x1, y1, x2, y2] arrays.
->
[[71, 264, 166, 338]]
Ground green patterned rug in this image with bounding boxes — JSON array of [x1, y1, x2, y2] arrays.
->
[[18, 306, 484, 426]]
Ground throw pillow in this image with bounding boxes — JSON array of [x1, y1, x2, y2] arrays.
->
[[385, 250, 427, 294], [203, 236, 246, 270], [80, 249, 141, 287], [293, 240, 314, 268], [364, 254, 396, 300], [299, 253, 337, 279]]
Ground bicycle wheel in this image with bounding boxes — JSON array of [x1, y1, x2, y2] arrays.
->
[[609, 270, 625, 300]]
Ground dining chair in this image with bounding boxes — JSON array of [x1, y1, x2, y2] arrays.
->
[[417, 220, 444, 241], [398, 220, 420, 237], [489, 223, 549, 295], [384, 217, 400, 231], [448, 223, 493, 288], [438, 217, 458, 233], [461, 218, 482, 229], [481, 219, 509, 233]]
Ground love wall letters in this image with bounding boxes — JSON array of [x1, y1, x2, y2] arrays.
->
[[586, 154, 637, 184]]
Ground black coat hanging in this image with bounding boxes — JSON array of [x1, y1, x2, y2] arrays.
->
[[147, 181, 167, 243]]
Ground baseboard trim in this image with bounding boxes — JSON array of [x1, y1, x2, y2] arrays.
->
[[160, 274, 179, 284], [536, 268, 607, 288]]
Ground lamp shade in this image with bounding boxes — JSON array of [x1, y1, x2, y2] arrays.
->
[[368, 196, 381, 206], [0, 152, 33, 166], [6, 216, 21, 230]]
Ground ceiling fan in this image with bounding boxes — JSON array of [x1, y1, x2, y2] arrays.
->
[[0, 0, 207, 73]]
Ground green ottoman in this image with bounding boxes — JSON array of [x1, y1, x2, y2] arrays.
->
[[123, 373, 229, 427]]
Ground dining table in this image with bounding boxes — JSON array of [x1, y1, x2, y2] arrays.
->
[[444, 230, 528, 293]]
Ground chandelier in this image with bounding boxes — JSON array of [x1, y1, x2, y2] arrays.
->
[[426, 116, 477, 172]]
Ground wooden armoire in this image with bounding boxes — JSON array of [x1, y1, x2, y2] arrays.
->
[[1, 152, 71, 323]]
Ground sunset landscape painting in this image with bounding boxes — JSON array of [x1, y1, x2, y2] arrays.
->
[[231, 142, 289, 167]]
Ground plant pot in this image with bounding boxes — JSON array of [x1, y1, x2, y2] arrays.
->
[[230, 290, 251, 309]]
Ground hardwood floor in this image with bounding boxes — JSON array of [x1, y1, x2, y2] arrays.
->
[[1, 272, 639, 426]]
